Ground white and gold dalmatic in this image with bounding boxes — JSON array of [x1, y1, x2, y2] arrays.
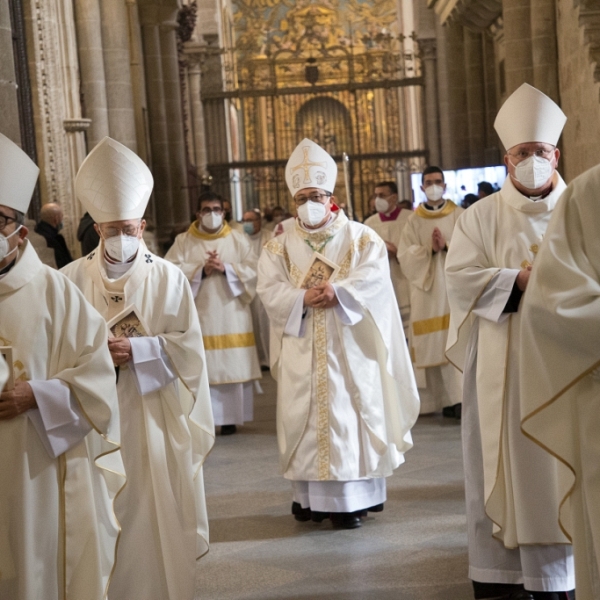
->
[[520, 164, 600, 600], [61, 137, 214, 600], [0, 133, 125, 600], [165, 217, 261, 426], [397, 199, 463, 413], [446, 84, 574, 591], [257, 139, 419, 512]]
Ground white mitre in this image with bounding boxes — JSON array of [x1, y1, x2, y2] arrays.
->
[[494, 83, 567, 150], [75, 137, 153, 224], [285, 138, 337, 196], [0, 133, 40, 214]]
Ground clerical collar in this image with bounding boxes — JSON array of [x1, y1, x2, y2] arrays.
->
[[423, 200, 446, 211], [0, 257, 17, 277], [379, 205, 401, 222]]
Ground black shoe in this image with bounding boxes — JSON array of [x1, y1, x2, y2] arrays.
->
[[443, 403, 462, 418], [367, 503, 384, 512], [311, 511, 330, 523], [260, 365, 270, 372], [454, 403, 462, 420], [291, 501, 311, 522], [220, 424, 237, 435], [528, 592, 576, 600], [331, 511, 362, 529]]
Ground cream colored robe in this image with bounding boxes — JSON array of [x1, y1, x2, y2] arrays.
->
[[0, 355, 7, 388], [445, 173, 569, 548], [62, 243, 214, 600], [364, 209, 412, 333], [165, 222, 261, 385], [257, 211, 419, 482], [0, 240, 124, 600], [521, 165, 600, 599]]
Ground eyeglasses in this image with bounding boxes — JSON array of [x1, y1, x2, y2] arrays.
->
[[0, 214, 17, 231], [507, 147, 555, 162], [199, 207, 223, 215], [294, 193, 330, 205], [100, 225, 140, 238]]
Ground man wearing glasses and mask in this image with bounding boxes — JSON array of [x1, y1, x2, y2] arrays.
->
[[166, 191, 261, 436], [445, 84, 575, 600], [62, 137, 214, 600], [257, 139, 419, 529]]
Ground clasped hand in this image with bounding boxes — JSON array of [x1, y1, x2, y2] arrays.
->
[[303, 282, 339, 309], [204, 250, 225, 276], [432, 227, 446, 253], [108, 336, 132, 366], [0, 381, 36, 421]]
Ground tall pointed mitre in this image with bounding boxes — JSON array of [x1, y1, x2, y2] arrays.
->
[[75, 137, 153, 223], [0, 133, 40, 214], [494, 83, 567, 150], [285, 138, 337, 196]]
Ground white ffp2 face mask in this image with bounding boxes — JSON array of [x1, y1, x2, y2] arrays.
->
[[201, 212, 223, 230], [297, 200, 328, 227], [104, 235, 140, 263], [511, 155, 555, 190], [374, 196, 391, 213], [424, 185, 445, 202], [0, 225, 22, 262]]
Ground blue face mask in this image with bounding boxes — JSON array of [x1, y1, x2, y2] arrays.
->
[[243, 222, 255, 235]]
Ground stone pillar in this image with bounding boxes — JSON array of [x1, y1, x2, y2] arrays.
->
[[530, 0, 559, 103], [420, 38, 441, 167], [184, 46, 208, 177], [0, 0, 21, 143], [503, 0, 534, 94], [100, 0, 137, 150], [464, 29, 486, 166], [73, 0, 109, 150]]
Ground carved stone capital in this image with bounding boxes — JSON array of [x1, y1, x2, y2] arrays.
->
[[429, 0, 502, 30], [419, 38, 437, 60], [63, 118, 92, 132]]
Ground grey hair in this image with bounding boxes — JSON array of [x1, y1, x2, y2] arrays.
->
[[14, 210, 25, 225]]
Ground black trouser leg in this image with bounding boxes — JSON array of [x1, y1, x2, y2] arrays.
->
[[472, 580, 525, 599], [528, 592, 576, 600]]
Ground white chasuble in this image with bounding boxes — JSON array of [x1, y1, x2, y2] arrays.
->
[[0, 240, 124, 600], [520, 165, 600, 599], [257, 211, 419, 482], [364, 209, 412, 333], [445, 173, 570, 548], [165, 222, 262, 385], [61, 243, 214, 600]]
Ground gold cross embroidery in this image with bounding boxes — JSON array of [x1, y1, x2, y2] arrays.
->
[[521, 242, 541, 269], [291, 147, 327, 184]]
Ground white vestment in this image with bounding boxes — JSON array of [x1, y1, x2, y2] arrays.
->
[[445, 174, 574, 591], [0, 240, 124, 600], [397, 201, 463, 413], [62, 243, 214, 600], [257, 211, 419, 510], [520, 165, 600, 600], [165, 222, 261, 426], [364, 208, 412, 335], [0, 355, 7, 388]]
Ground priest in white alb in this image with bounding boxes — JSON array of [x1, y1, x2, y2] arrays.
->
[[520, 163, 600, 600], [166, 191, 261, 436], [61, 137, 215, 600], [397, 167, 463, 416], [0, 133, 125, 600], [364, 180, 411, 336], [257, 139, 420, 530], [445, 84, 575, 600]]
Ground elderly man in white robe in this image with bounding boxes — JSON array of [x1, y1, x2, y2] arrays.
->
[[398, 166, 463, 417], [520, 163, 600, 600], [257, 139, 420, 530], [62, 137, 214, 600], [445, 84, 575, 600], [166, 191, 261, 436], [0, 133, 124, 600]]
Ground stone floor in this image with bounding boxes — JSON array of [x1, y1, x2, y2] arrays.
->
[[195, 374, 472, 600]]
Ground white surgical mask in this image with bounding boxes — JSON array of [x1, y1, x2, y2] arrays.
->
[[201, 212, 223, 230], [425, 185, 445, 202], [511, 155, 554, 190], [374, 196, 391, 213], [297, 200, 327, 227], [0, 225, 22, 262], [104, 235, 140, 263]]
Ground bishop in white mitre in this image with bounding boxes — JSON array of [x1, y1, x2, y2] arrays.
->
[[445, 84, 575, 599], [165, 191, 261, 435], [397, 167, 463, 416], [61, 137, 214, 600], [520, 164, 600, 600], [257, 139, 420, 529], [0, 133, 125, 600]]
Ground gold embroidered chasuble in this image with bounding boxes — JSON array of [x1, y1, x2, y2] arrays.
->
[[257, 211, 419, 482], [0, 240, 124, 600], [445, 173, 569, 548], [397, 200, 463, 368]]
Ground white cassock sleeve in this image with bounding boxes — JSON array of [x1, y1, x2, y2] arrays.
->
[[189, 264, 244, 299], [472, 268, 519, 324], [284, 291, 307, 337], [129, 336, 178, 396], [28, 379, 93, 458]]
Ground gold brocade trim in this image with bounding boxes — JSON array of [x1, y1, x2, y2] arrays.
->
[[283, 248, 303, 286], [203, 332, 256, 351], [412, 314, 450, 336], [337, 233, 377, 279], [264, 238, 284, 256], [415, 200, 458, 219], [314, 307, 330, 480], [187, 221, 232, 240]]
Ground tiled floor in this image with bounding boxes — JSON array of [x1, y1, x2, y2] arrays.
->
[[196, 374, 472, 599]]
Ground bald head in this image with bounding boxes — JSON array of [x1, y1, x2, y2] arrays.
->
[[40, 203, 63, 229]]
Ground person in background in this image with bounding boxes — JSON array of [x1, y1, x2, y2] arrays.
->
[[77, 211, 100, 255], [477, 181, 494, 199], [34, 202, 73, 268]]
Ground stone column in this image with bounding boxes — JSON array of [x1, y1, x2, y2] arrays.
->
[[73, 0, 109, 150], [184, 45, 208, 177], [419, 38, 441, 167], [530, 0, 559, 102], [0, 0, 21, 143], [464, 29, 486, 166], [100, 0, 137, 150], [503, 0, 534, 95]]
